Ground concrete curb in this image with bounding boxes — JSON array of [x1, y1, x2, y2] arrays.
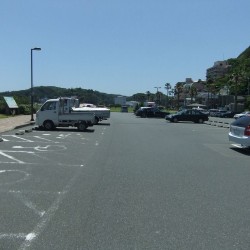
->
[[205, 120, 230, 129], [14, 122, 35, 130]]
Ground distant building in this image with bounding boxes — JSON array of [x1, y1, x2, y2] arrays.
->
[[174, 78, 207, 107], [206, 61, 231, 81], [114, 96, 126, 106], [126, 101, 139, 107]]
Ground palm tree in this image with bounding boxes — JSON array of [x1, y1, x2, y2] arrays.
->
[[165, 83, 171, 108], [189, 85, 197, 104], [146, 91, 151, 101], [229, 71, 244, 112], [174, 83, 183, 109]]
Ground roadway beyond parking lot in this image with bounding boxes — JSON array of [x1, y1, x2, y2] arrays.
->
[[0, 113, 250, 250]]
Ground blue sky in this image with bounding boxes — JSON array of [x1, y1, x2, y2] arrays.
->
[[1, 0, 250, 96]]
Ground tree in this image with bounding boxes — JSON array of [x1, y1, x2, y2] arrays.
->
[[189, 85, 197, 104], [229, 70, 244, 112], [165, 83, 171, 108], [174, 83, 183, 109], [131, 93, 146, 103], [146, 91, 151, 101]]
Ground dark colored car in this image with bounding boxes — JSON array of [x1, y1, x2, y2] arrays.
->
[[165, 109, 209, 123], [219, 111, 235, 118], [136, 107, 170, 118]]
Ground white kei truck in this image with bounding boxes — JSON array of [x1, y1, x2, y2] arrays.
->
[[35, 97, 95, 131]]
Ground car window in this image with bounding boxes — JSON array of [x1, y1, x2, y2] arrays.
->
[[41, 101, 57, 111]]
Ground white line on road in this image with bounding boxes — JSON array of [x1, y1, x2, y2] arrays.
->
[[18, 165, 84, 250], [13, 192, 46, 217], [0, 151, 26, 164], [3, 135, 34, 142], [0, 233, 26, 240], [33, 136, 56, 142]]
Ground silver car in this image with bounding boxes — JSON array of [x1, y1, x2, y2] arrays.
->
[[233, 111, 250, 119], [229, 116, 250, 148]]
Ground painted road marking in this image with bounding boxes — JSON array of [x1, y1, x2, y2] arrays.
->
[[3, 135, 34, 142], [0, 170, 30, 186], [13, 192, 46, 217], [18, 165, 84, 250], [0, 151, 26, 164], [12, 145, 67, 152], [0, 233, 26, 240], [33, 136, 57, 142]]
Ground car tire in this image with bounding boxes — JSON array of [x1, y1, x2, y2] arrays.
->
[[173, 117, 178, 123], [94, 116, 99, 125], [78, 122, 87, 131], [43, 120, 54, 130], [198, 118, 204, 123]]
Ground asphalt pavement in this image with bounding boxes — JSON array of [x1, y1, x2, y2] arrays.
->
[[0, 114, 234, 134], [0, 113, 249, 250]]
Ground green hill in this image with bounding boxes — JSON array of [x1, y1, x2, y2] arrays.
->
[[0, 86, 118, 106]]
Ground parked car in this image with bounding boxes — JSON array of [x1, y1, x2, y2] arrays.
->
[[229, 116, 250, 148], [209, 109, 219, 117], [192, 107, 209, 115], [165, 109, 209, 123], [219, 111, 235, 118], [136, 107, 170, 118], [233, 111, 250, 119], [214, 110, 227, 117]]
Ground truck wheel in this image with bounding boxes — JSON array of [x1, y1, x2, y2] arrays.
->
[[43, 120, 54, 130], [78, 122, 87, 131]]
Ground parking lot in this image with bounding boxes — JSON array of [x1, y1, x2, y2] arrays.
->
[[0, 114, 250, 249], [0, 124, 110, 249]]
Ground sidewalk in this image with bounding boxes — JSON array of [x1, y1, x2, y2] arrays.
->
[[0, 115, 35, 133]]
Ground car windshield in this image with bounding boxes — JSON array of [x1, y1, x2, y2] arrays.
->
[[176, 110, 186, 115]]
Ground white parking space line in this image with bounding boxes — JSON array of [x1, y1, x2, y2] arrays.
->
[[0, 170, 30, 186], [13, 192, 45, 217], [0, 233, 26, 240], [0, 151, 26, 164], [33, 136, 57, 142], [3, 135, 34, 142], [12, 145, 67, 152], [56, 133, 72, 139], [19, 166, 84, 250], [1, 137, 9, 141]]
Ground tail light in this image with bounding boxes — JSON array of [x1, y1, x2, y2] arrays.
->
[[244, 125, 250, 136]]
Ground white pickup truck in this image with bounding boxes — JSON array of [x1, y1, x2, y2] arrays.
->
[[36, 97, 95, 131]]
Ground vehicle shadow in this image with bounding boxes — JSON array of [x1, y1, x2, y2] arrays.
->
[[96, 122, 111, 126], [230, 147, 250, 156], [34, 127, 95, 133]]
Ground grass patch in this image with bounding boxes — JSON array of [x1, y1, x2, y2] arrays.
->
[[0, 114, 9, 119], [110, 107, 134, 112]]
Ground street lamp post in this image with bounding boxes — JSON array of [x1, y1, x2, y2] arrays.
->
[[31, 47, 41, 121]]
